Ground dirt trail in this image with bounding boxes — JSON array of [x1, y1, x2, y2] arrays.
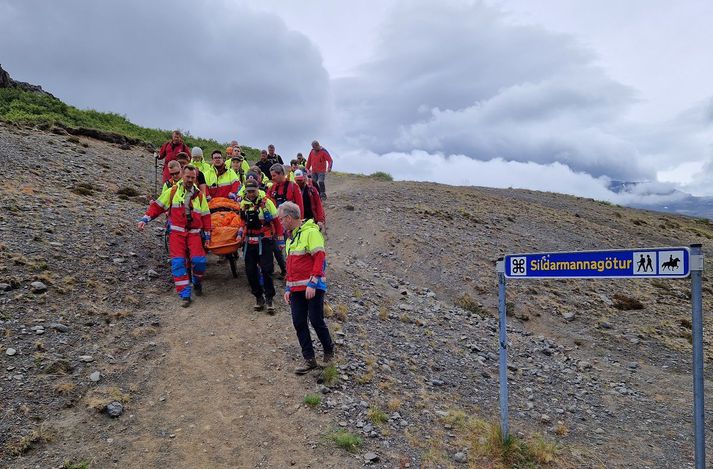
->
[[94, 265, 358, 468]]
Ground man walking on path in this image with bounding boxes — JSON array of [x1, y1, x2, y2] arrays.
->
[[294, 169, 325, 232], [267, 144, 284, 165], [306, 140, 332, 200], [239, 179, 280, 313], [279, 201, 334, 374], [267, 163, 303, 278], [138, 166, 211, 307], [158, 130, 191, 183]]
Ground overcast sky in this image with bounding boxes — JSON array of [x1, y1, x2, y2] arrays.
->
[[2, 0, 712, 202]]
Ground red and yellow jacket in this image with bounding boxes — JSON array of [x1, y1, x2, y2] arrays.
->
[[143, 182, 211, 233], [204, 165, 240, 199], [238, 196, 279, 242], [285, 219, 326, 292]]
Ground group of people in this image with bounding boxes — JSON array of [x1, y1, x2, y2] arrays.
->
[[137, 131, 335, 374]]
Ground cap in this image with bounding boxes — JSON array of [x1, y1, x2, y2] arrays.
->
[[244, 179, 259, 190], [294, 169, 306, 180], [191, 147, 203, 157], [176, 152, 189, 161]]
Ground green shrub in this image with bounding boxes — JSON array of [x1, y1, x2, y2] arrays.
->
[[304, 394, 321, 407], [0, 88, 260, 161], [329, 430, 362, 452], [369, 171, 393, 181]]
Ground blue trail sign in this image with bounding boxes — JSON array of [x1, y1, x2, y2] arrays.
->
[[505, 247, 690, 279]]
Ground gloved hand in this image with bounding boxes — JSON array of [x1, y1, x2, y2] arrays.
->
[[137, 215, 150, 231], [206, 195, 212, 202], [236, 228, 244, 240], [202, 231, 211, 242], [228, 193, 237, 200]]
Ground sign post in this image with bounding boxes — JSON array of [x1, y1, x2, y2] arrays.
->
[[497, 245, 704, 468]]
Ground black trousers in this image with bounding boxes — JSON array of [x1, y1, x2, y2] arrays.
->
[[244, 238, 275, 300], [289, 289, 334, 360]]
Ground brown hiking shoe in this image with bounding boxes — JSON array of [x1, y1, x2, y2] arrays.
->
[[323, 351, 335, 364], [294, 358, 319, 375]]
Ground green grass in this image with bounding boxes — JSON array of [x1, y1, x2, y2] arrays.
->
[[328, 430, 362, 452], [304, 394, 321, 407], [63, 461, 90, 469], [321, 364, 339, 386], [0, 87, 260, 161], [370, 171, 394, 181], [367, 407, 389, 424]]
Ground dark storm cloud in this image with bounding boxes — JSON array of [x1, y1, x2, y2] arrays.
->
[[0, 0, 330, 148]]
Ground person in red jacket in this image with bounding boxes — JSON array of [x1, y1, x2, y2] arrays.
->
[[157, 130, 191, 183], [305, 140, 333, 200], [267, 163, 303, 278], [137, 166, 211, 307], [294, 169, 325, 232]]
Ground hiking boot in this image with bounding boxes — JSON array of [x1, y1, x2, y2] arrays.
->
[[266, 298, 275, 315], [294, 358, 319, 375], [254, 296, 265, 311], [181, 297, 191, 308], [323, 350, 335, 364], [193, 283, 203, 297]]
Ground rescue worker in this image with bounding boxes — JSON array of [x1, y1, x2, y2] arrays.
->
[[238, 179, 279, 313], [157, 130, 191, 183], [306, 140, 333, 200], [279, 201, 334, 374], [295, 152, 307, 167], [191, 146, 209, 173], [267, 163, 303, 279], [249, 165, 272, 191], [256, 149, 273, 179], [204, 150, 240, 200], [227, 149, 251, 184], [294, 169, 326, 232], [176, 152, 207, 194], [138, 165, 210, 307], [237, 172, 268, 200], [161, 160, 183, 193], [267, 144, 284, 165]]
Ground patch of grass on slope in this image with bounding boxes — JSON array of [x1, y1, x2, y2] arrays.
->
[[0, 88, 260, 160]]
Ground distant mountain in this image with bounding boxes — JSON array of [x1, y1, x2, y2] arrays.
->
[[608, 180, 713, 220]]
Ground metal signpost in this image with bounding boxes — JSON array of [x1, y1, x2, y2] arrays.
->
[[496, 244, 705, 468]]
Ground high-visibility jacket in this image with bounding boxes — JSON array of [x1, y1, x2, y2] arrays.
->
[[306, 148, 332, 173], [238, 196, 279, 240], [161, 177, 181, 194], [227, 158, 251, 183], [144, 181, 211, 232], [237, 186, 266, 200], [204, 165, 240, 199], [191, 159, 209, 173], [285, 219, 326, 292]]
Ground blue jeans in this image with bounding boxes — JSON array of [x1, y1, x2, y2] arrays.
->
[[289, 289, 333, 360]]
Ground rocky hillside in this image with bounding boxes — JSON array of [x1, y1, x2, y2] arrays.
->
[[2, 121, 713, 468]]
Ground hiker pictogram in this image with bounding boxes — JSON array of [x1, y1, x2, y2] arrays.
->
[[636, 254, 654, 272]]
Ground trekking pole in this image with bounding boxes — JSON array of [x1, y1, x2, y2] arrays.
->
[[153, 151, 159, 199]]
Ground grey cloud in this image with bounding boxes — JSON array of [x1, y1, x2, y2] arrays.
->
[[333, 0, 654, 180], [0, 0, 330, 150]]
